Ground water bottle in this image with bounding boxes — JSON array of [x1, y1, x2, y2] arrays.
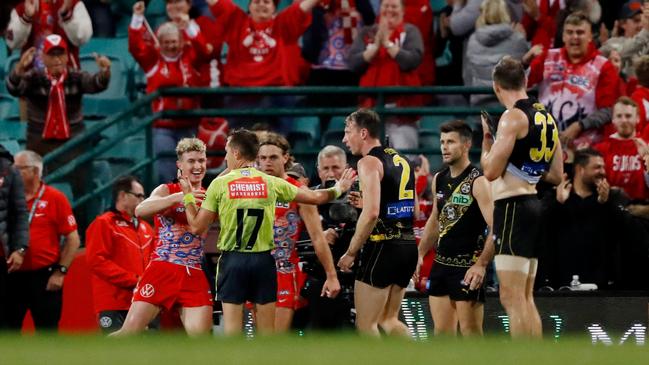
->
[[570, 275, 581, 290]]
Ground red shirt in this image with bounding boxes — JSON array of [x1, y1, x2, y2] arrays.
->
[[129, 20, 211, 128], [272, 176, 304, 273], [595, 137, 649, 201], [404, 0, 435, 86], [20, 183, 77, 271], [86, 210, 154, 313], [210, 0, 311, 86]]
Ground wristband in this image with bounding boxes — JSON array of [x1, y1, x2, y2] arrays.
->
[[328, 185, 342, 200], [183, 193, 196, 206]]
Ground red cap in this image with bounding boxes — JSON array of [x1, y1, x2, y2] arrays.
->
[[43, 34, 68, 54]]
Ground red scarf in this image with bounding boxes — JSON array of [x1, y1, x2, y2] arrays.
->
[[42, 70, 70, 140]]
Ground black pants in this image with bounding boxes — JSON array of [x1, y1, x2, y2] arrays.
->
[[5, 267, 62, 331]]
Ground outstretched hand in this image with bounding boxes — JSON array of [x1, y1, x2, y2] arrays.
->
[[177, 169, 192, 195], [335, 168, 357, 194], [93, 53, 111, 72], [133, 1, 145, 15], [16, 47, 36, 75]]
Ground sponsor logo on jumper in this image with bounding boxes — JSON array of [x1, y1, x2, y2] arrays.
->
[[228, 177, 268, 199], [386, 201, 414, 219], [451, 193, 472, 206]]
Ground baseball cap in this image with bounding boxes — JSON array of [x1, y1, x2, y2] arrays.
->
[[43, 34, 68, 54], [287, 163, 307, 180], [619, 1, 643, 19]]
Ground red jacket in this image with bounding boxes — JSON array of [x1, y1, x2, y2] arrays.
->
[[129, 17, 211, 128], [404, 0, 435, 86], [86, 210, 154, 313], [7, 0, 93, 69], [210, 0, 312, 86]]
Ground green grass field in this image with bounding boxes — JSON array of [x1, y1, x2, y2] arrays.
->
[[1, 334, 648, 365]]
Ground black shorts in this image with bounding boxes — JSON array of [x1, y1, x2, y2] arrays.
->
[[216, 251, 277, 305], [356, 240, 417, 289], [427, 263, 485, 303], [493, 194, 542, 259]]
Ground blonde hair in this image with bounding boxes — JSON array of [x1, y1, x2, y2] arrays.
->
[[176, 137, 206, 160], [476, 0, 511, 28]]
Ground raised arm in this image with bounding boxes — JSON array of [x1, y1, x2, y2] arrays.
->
[[128, 2, 159, 71], [293, 168, 356, 205], [135, 184, 177, 220], [59, 0, 93, 47], [481, 109, 527, 181], [179, 177, 217, 235]]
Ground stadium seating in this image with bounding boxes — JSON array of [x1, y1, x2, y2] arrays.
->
[[321, 115, 346, 148], [0, 119, 27, 145], [0, 94, 21, 121], [79, 54, 132, 119], [288, 116, 320, 151], [0, 139, 20, 155]]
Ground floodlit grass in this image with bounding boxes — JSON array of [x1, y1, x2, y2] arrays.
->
[[0, 333, 648, 365]]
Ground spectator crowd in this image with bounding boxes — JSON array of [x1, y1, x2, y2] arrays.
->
[[0, 0, 649, 333]]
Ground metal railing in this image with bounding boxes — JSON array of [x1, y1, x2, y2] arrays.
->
[[42, 86, 503, 211]]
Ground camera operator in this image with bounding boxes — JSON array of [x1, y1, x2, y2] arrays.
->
[[302, 145, 358, 330]]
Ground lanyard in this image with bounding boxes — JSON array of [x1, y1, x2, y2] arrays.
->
[[28, 184, 47, 225]]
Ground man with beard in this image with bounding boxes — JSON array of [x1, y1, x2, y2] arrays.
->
[[540, 149, 624, 290], [594, 97, 649, 201], [416, 120, 494, 336]]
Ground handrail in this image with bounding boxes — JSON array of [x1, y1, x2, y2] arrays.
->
[[44, 113, 159, 183], [42, 92, 157, 167], [160, 106, 503, 118], [42, 85, 505, 214], [157, 85, 498, 96]]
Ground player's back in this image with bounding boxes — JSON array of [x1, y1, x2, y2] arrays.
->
[[203, 167, 298, 253], [492, 97, 560, 200]]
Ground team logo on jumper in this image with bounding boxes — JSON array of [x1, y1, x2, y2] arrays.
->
[[451, 193, 472, 206], [139, 284, 155, 298], [228, 177, 268, 199], [386, 201, 414, 219]]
